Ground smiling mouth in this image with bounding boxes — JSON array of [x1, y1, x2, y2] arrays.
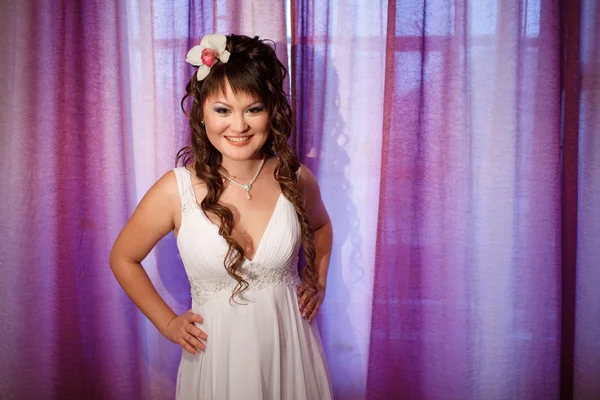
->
[[226, 136, 252, 143]]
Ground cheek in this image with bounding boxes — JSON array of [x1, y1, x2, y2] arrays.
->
[[204, 120, 230, 147], [204, 116, 226, 133], [203, 120, 225, 149], [252, 116, 270, 133], [252, 121, 270, 145]]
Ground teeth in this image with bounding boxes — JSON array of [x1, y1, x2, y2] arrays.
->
[[227, 136, 251, 142]]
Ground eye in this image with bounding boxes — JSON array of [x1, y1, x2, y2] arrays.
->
[[214, 107, 230, 114], [247, 106, 265, 114]]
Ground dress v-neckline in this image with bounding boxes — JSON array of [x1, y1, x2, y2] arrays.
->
[[184, 169, 283, 264], [196, 193, 283, 263]]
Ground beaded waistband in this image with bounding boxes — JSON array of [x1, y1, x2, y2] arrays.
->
[[189, 260, 302, 305]]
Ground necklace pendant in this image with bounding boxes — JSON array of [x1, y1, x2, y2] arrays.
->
[[219, 156, 265, 201]]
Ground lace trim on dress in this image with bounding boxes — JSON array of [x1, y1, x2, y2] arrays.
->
[[180, 187, 198, 213], [189, 258, 301, 305]]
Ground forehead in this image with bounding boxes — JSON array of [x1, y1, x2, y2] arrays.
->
[[205, 78, 262, 106]]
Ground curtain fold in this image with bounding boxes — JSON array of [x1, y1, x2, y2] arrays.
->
[[0, 1, 286, 399], [574, 0, 600, 398], [291, 0, 388, 398], [367, 1, 562, 398], [0, 1, 139, 398]]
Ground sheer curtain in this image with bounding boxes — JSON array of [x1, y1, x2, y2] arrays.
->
[[1, 2, 138, 398], [574, 0, 600, 398], [368, 1, 562, 398], [0, 1, 285, 399], [291, 0, 387, 398], [291, 0, 590, 399]]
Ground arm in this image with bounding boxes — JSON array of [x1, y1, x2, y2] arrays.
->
[[297, 165, 332, 321], [109, 170, 206, 354]]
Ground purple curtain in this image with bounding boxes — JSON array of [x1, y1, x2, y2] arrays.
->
[[292, 0, 598, 399], [291, 1, 389, 398], [574, 0, 600, 398], [368, 0, 562, 398], [0, 1, 285, 399], [1, 2, 138, 398]]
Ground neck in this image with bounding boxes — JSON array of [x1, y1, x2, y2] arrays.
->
[[220, 153, 265, 181]]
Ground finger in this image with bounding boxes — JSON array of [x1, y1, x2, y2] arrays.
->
[[187, 312, 204, 324], [299, 290, 313, 310], [297, 284, 306, 297], [185, 333, 206, 351], [189, 326, 208, 341], [297, 287, 307, 305], [307, 298, 322, 320], [306, 297, 318, 310], [303, 297, 318, 315], [307, 302, 320, 322], [298, 293, 306, 308], [179, 338, 199, 355]]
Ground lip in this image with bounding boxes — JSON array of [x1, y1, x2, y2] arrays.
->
[[225, 135, 253, 147]]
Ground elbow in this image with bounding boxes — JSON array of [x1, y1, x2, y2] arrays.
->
[[109, 246, 119, 273], [109, 241, 125, 274]]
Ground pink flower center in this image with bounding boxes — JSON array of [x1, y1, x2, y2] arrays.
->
[[201, 48, 217, 67]]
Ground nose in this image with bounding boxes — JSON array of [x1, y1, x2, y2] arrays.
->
[[231, 113, 249, 133]]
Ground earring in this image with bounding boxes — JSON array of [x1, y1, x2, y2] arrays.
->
[[200, 120, 205, 127]]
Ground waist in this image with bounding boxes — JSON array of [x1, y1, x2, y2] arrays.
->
[[189, 259, 302, 305]]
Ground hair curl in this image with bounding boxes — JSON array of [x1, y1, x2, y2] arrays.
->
[[177, 34, 318, 302]]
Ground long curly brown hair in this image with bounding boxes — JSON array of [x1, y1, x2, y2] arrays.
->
[[177, 34, 318, 301]]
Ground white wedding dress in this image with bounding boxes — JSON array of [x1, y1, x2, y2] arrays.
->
[[172, 167, 333, 400]]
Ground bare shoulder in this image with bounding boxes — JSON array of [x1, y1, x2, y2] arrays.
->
[[131, 169, 183, 227], [297, 163, 321, 193], [146, 169, 181, 204], [297, 163, 329, 229]]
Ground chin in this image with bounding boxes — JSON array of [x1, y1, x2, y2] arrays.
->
[[220, 145, 264, 161], [221, 151, 258, 161]]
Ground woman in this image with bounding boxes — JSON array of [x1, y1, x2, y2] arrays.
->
[[110, 33, 334, 399]]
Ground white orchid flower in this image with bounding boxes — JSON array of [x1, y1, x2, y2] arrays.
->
[[185, 33, 231, 81]]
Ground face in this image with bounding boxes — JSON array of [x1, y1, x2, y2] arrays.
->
[[202, 80, 270, 163]]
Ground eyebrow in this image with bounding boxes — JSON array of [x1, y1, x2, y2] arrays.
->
[[211, 101, 264, 108]]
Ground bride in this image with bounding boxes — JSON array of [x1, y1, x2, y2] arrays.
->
[[110, 33, 334, 399]]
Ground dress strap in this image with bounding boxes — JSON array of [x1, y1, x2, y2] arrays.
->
[[172, 167, 194, 198], [173, 167, 198, 212]]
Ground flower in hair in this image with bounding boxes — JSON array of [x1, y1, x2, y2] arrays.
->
[[185, 34, 231, 81]]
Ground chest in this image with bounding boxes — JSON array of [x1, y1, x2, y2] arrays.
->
[[210, 195, 283, 256], [177, 192, 301, 270]]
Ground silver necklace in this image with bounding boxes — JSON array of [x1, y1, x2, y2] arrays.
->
[[219, 156, 266, 200]]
